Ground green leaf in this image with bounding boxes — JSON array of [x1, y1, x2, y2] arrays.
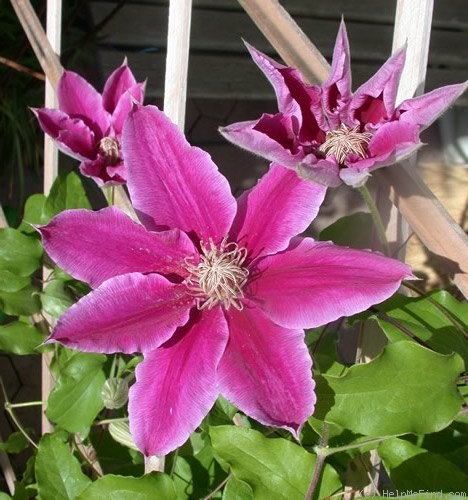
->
[[0, 285, 41, 315], [379, 438, 468, 492], [429, 290, 468, 329], [35, 433, 91, 500], [44, 171, 91, 220], [0, 431, 29, 453], [0, 228, 42, 276], [319, 212, 373, 249], [18, 193, 48, 234], [0, 321, 45, 354], [207, 395, 238, 427], [366, 292, 468, 365], [12, 483, 29, 500], [77, 473, 177, 500], [108, 421, 138, 451], [315, 342, 464, 437], [210, 426, 341, 500], [420, 422, 468, 472], [46, 353, 106, 434], [223, 477, 253, 499], [0, 271, 30, 293], [171, 455, 212, 499], [40, 280, 74, 318], [88, 428, 142, 477]]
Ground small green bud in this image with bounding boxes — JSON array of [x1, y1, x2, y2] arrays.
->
[[108, 421, 139, 451]]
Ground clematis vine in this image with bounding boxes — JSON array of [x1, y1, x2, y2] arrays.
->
[[38, 105, 412, 456], [220, 21, 468, 187], [33, 61, 145, 185]]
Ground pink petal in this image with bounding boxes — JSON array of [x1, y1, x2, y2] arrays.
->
[[105, 162, 127, 183], [220, 116, 304, 169], [57, 71, 110, 135], [230, 164, 326, 259], [111, 82, 146, 134], [128, 307, 228, 456], [245, 42, 302, 116], [349, 48, 406, 126], [338, 167, 371, 188], [340, 137, 423, 187], [322, 20, 352, 127], [33, 108, 96, 160], [367, 120, 419, 159], [397, 81, 468, 130], [247, 238, 412, 329], [102, 62, 138, 114], [79, 158, 127, 186], [38, 207, 198, 288], [123, 105, 236, 242], [297, 156, 342, 187], [49, 273, 193, 354], [218, 301, 315, 437]]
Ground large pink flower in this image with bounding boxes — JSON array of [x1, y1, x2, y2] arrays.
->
[[33, 62, 145, 185], [38, 105, 412, 456], [220, 22, 467, 187]]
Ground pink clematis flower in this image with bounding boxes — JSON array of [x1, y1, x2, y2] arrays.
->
[[220, 22, 467, 187], [33, 62, 145, 185], [38, 105, 412, 456]]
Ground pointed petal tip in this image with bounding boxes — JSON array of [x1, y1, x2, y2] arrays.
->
[[42, 337, 57, 346], [337, 18, 349, 43]]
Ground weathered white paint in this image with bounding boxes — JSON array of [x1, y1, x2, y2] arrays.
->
[[163, 0, 193, 131]]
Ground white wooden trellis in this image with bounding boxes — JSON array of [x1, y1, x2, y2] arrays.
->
[[42, 0, 61, 436], [8, 0, 468, 489]]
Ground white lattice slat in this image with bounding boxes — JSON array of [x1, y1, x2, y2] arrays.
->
[[40, 0, 62, 436]]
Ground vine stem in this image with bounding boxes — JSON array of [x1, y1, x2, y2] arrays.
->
[[104, 186, 115, 206], [314, 435, 397, 458], [305, 423, 329, 500], [7, 401, 47, 409], [357, 184, 391, 256], [1, 379, 38, 450], [203, 473, 232, 500], [95, 417, 129, 426]]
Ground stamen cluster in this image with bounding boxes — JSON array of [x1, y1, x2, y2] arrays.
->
[[185, 237, 249, 311], [319, 124, 373, 165], [99, 136, 121, 165]]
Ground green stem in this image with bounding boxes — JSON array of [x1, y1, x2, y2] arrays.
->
[[7, 401, 47, 409], [203, 473, 232, 500], [95, 417, 128, 426], [305, 423, 329, 500], [358, 184, 390, 256], [1, 379, 38, 450], [169, 448, 179, 479], [314, 434, 395, 458], [104, 186, 115, 206]]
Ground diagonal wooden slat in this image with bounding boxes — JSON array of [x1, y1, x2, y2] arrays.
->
[[10, 0, 137, 220]]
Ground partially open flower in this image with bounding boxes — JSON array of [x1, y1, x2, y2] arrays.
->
[[33, 61, 145, 186], [220, 21, 467, 187], [38, 105, 412, 456]]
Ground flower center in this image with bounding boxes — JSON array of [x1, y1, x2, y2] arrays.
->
[[318, 124, 373, 165], [184, 237, 249, 311], [98, 136, 120, 166]]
